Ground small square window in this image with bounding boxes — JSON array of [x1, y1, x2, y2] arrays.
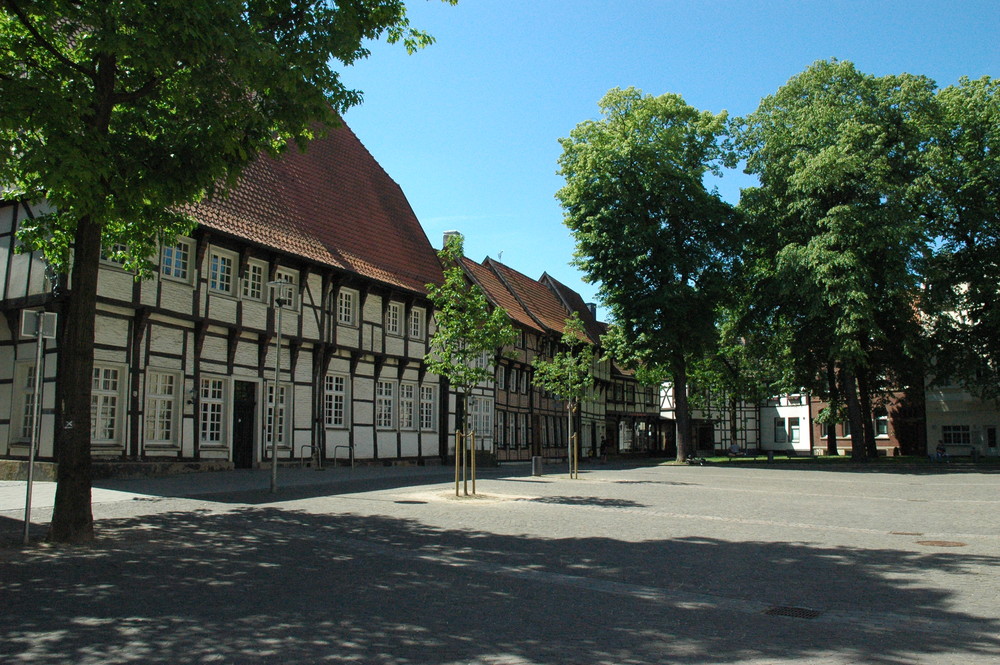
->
[[242, 260, 266, 301], [208, 249, 236, 295], [161, 239, 192, 282], [338, 289, 358, 326], [875, 408, 889, 436], [409, 307, 425, 339], [100, 243, 128, 266], [386, 302, 402, 336]]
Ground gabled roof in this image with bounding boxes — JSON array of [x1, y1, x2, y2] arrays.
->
[[183, 121, 442, 295], [459, 256, 543, 334], [541, 273, 605, 344], [484, 258, 573, 336]]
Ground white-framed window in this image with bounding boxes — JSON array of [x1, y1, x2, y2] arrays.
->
[[208, 248, 237, 295], [789, 417, 800, 443], [473, 350, 490, 370], [515, 329, 525, 349], [91, 365, 124, 444], [161, 238, 193, 282], [517, 413, 527, 448], [199, 376, 226, 445], [100, 243, 128, 266], [242, 260, 266, 301], [399, 383, 416, 429], [469, 396, 493, 438], [385, 302, 402, 336], [875, 408, 889, 436], [520, 369, 529, 394], [507, 411, 516, 447], [409, 307, 425, 339], [942, 425, 971, 445], [13, 363, 38, 441], [145, 371, 178, 445], [265, 383, 288, 448], [419, 385, 436, 431], [773, 417, 787, 444], [511, 368, 520, 394], [843, 420, 852, 437], [323, 374, 349, 428], [376, 380, 395, 430], [337, 288, 358, 326], [497, 365, 506, 390]]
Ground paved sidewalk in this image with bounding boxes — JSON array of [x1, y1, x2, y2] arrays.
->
[[0, 461, 540, 539], [2, 463, 999, 665]]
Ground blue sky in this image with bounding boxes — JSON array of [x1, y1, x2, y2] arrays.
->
[[341, 0, 999, 316]]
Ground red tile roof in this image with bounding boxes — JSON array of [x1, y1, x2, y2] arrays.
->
[[541, 273, 605, 344], [183, 122, 442, 294], [484, 258, 573, 336], [460, 257, 542, 334]]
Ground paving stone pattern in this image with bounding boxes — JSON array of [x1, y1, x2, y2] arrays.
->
[[2, 463, 999, 664]]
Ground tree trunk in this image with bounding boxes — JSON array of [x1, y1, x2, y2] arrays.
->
[[673, 358, 692, 462], [841, 366, 867, 461], [857, 371, 878, 458], [49, 215, 101, 543], [825, 363, 839, 456]]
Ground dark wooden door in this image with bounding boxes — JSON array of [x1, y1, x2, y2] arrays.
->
[[233, 381, 257, 469]]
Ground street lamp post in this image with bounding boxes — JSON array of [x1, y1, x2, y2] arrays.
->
[[268, 281, 292, 494]]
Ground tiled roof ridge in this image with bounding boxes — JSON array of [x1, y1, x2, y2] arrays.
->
[[484, 257, 571, 335], [459, 256, 543, 333], [539, 272, 605, 344]]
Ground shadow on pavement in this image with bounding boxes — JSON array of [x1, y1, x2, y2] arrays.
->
[[2, 506, 999, 664]]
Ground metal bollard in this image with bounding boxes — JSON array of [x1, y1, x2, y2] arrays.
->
[[531, 456, 543, 476]]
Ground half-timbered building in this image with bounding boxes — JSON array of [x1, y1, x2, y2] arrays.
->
[[1, 122, 447, 469]]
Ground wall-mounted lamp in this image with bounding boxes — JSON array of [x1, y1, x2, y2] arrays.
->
[[187, 388, 197, 405]]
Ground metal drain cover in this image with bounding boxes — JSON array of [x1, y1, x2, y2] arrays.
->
[[764, 606, 822, 619], [916, 540, 967, 547]]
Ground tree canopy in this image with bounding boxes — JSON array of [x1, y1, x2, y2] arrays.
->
[[0, 0, 453, 542], [921, 76, 1000, 399], [556, 87, 734, 461], [733, 60, 937, 458], [425, 234, 517, 426]]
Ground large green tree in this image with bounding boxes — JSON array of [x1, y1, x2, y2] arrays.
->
[[0, 0, 452, 542], [922, 76, 1000, 400], [734, 60, 936, 459], [557, 87, 734, 462]]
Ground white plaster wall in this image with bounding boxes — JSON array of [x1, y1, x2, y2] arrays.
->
[[207, 295, 238, 323], [148, 325, 185, 359], [96, 268, 134, 302], [159, 280, 192, 313], [353, 426, 374, 458]]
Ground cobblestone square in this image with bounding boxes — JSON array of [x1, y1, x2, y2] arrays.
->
[[2, 463, 999, 664]]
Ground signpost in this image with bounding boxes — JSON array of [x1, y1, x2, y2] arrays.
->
[[21, 310, 56, 545]]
